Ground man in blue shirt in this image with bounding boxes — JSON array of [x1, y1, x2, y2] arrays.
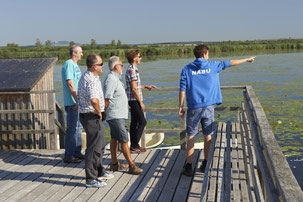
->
[[61, 45, 84, 163], [179, 44, 255, 176]]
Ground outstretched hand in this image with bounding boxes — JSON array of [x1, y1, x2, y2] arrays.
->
[[247, 56, 256, 63], [146, 85, 157, 90]]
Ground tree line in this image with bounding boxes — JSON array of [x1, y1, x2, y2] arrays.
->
[[1, 38, 303, 61]]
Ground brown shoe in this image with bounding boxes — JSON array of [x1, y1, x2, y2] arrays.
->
[[129, 164, 143, 175], [110, 161, 129, 171]]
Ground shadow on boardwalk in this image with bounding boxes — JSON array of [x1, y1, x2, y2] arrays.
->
[[0, 149, 204, 201]]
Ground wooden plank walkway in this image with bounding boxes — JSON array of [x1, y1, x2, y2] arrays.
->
[[0, 121, 273, 201]]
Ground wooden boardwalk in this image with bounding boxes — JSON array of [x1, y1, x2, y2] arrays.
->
[[0, 121, 253, 202], [0, 121, 302, 201]]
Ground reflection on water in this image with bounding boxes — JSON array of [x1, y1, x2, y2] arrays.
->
[[54, 51, 303, 189]]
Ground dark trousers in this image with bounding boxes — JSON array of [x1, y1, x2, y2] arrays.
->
[[129, 101, 147, 148], [79, 113, 105, 182]]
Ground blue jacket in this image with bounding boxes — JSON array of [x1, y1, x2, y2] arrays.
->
[[180, 58, 232, 110]]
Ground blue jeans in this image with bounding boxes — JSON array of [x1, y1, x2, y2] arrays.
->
[[65, 105, 83, 158]]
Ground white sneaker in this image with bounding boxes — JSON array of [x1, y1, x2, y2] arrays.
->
[[98, 171, 114, 181], [86, 179, 107, 188]]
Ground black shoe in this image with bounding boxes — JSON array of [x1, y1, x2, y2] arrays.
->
[[63, 157, 82, 163], [200, 160, 207, 173], [182, 163, 193, 177], [75, 153, 85, 159]]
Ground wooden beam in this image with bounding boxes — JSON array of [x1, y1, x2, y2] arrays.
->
[[245, 85, 303, 201], [0, 129, 56, 134], [0, 109, 54, 114]]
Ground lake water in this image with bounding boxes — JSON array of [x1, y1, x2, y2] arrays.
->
[[53, 51, 303, 189]]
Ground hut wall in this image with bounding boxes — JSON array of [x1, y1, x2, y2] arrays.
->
[[0, 67, 56, 150], [30, 67, 54, 149], [0, 94, 33, 149]]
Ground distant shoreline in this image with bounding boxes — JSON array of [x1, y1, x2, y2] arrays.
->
[[1, 38, 303, 62]]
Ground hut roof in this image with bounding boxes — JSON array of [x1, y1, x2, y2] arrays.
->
[[0, 58, 57, 92]]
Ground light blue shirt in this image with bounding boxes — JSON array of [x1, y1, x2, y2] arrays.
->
[[104, 72, 128, 120], [61, 59, 82, 106]]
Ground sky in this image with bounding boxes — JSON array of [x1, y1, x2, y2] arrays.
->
[[1, 0, 303, 46]]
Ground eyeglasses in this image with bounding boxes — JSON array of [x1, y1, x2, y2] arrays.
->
[[95, 62, 103, 66], [117, 64, 124, 67]]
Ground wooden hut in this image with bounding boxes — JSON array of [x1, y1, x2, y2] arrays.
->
[[0, 58, 59, 150]]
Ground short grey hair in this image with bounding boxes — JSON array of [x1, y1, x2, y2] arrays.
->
[[108, 56, 120, 71], [69, 45, 81, 57]]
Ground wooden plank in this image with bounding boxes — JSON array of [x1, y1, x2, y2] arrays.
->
[[156, 149, 187, 201], [236, 121, 250, 202], [32, 158, 86, 202], [71, 152, 123, 202], [187, 149, 204, 202], [207, 122, 222, 202], [48, 92, 58, 149], [0, 129, 56, 134], [46, 149, 111, 202], [242, 99, 265, 202], [0, 90, 56, 95], [216, 122, 226, 202], [224, 122, 232, 202], [3, 151, 63, 201], [239, 107, 257, 202], [0, 150, 22, 166], [0, 109, 54, 114], [103, 149, 159, 202], [0, 96, 8, 149], [27, 96, 34, 149], [144, 149, 179, 202], [86, 151, 143, 202], [231, 122, 241, 202], [7, 97, 15, 149], [200, 122, 218, 201], [56, 102, 65, 148], [244, 91, 276, 201], [143, 106, 240, 113], [0, 150, 62, 195], [0, 151, 41, 184], [128, 150, 169, 201], [40, 151, 107, 202], [0, 150, 34, 172], [0, 151, 63, 201], [141, 86, 245, 92], [173, 149, 200, 202], [18, 96, 26, 149], [19, 155, 83, 201], [0, 150, 9, 157]]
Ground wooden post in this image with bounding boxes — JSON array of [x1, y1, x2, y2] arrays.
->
[[48, 92, 59, 149], [180, 114, 186, 150], [56, 102, 65, 149]]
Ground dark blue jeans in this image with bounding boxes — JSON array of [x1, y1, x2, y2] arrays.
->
[[65, 105, 83, 158]]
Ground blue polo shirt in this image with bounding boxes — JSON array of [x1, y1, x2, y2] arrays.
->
[[61, 59, 82, 106]]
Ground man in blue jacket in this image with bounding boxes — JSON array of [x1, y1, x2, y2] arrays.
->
[[179, 44, 255, 176]]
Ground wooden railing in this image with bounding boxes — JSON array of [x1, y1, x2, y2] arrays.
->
[[242, 85, 303, 202], [141, 86, 244, 149], [55, 101, 65, 149]]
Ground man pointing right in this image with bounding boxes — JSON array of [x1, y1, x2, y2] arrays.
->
[[179, 44, 255, 176]]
